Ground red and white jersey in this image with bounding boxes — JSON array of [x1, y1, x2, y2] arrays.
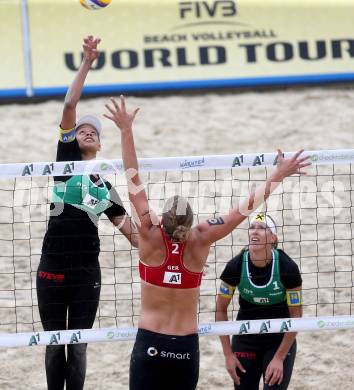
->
[[139, 227, 203, 289]]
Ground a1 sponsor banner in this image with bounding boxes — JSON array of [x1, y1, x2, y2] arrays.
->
[[0, 0, 27, 97], [0, 149, 353, 178], [3, 0, 354, 98], [1, 316, 354, 348]]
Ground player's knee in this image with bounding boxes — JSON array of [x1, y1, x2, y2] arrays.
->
[[68, 343, 87, 361], [45, 345, 65, 366]]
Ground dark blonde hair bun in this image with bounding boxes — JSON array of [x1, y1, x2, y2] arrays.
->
[[162, 195, 193, 242]]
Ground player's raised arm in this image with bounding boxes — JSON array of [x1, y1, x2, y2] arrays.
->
[[60, 36, 101, 130], [196, 149, 311, 244], [104, 96, 153, 232]]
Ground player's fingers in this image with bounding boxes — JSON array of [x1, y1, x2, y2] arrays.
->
[[277, 372, 284, 385], [299, 162, 312, 168], [227, 369, 240, 385], [264, 367, 273, 384], [120, 95, 126, 111], [103, 113, 114, 121], [104, 104, 115, 116], [235, 360, 246, 373], [298, 155, 311, 163], [110, 97, 120, 112], [276, 149, 283, 160], [292, 149, 304, 161], [132, 108, 140, 120], [266, 372, 276, 386]]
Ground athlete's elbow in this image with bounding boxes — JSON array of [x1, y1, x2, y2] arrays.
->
[[63, 99, 78, 112]]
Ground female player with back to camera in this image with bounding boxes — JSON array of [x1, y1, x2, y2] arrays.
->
[[216, 213, 302, 390], [104, 95, 310, 390], [36, 37, 138, 390]]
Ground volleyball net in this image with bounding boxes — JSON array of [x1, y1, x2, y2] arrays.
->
[[0, 149, 353, 347]]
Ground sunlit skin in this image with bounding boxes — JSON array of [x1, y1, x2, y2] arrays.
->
[[75, 124, 101, 160], [248, 221, 277, 266]]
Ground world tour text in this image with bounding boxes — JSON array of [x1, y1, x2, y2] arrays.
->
[[65, 39, 354, 70]]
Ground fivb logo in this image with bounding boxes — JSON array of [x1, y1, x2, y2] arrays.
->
[[179, 1, 237, 19], [163, 271, 182, 285]]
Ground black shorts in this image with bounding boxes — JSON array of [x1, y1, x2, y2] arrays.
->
[[36, 253, 101, 331], [130, 328, 199, 390], [232, 334, 297, 390]]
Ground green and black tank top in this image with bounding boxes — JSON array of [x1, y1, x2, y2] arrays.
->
[[238, 249, 286, 306], [42, 131, 126, 255], [220, 248, 302, 321]]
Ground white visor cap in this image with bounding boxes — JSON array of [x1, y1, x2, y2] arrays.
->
[[251, 213, 277, 235], [75, 115, 102, 136]]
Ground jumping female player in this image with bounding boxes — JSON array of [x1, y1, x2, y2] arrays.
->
[[216, 213, 302, 390], [104, 95, 310, 390], [36, 37, 138, 390]]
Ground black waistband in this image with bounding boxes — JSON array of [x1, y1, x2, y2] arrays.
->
[[137, 328, 198, 341]]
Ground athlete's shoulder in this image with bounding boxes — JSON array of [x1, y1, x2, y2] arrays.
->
[[103, 179, 113, 190], [229, 248, 246, 265], [277, 248, 295, 262], [277, 249, 300, 273], [220, 249, 244, 278]]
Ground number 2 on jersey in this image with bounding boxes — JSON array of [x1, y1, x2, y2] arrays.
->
[[172, 244, 179, 254]]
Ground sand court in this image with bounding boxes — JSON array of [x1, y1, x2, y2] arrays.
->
[[0, 87, 353, 389]]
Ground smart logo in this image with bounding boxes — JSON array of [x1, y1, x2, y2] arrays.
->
[[147, 346, 191, 359], [147, 347, 159, 356]]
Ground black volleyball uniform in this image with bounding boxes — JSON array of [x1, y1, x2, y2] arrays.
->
[[36, 131, 126, 390], [130, 329, 199, 390], [220, 249, 302, 390]]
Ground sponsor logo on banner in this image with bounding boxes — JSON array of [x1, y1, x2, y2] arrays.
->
[[198, 324, 212, 334], [163, 271, 182, 284], [139, 162, 153, 169], [106, 331, 115, 340], [100, 162, 110, 171], [106, 330, 137, 340], [232, 155, 244, 167], [5, 0, 354, 98], [180, 157, 205, 169], [311, 152, 354, 163], [317, 319, 354, 329], [178, 0, 237, 20]]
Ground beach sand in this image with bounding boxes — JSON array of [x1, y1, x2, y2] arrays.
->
[[0, 86, 353, 389]]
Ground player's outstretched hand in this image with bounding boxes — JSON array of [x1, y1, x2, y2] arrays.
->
[[83, 35, 101, 63], [104, 95, 140, 133], [274, 149, 311, 180]]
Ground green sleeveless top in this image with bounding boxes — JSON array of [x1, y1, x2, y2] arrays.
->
[[238, 249, 286, 306], [52, 175, 111, 218]]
